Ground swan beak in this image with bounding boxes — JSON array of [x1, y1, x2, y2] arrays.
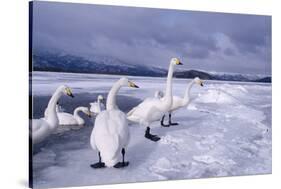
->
[[129, 81, 139, 88], [88, 113, 92, 118], [178, 61, 183, 65], [68, 93, 75, 98], [200, 83, 204, 87]]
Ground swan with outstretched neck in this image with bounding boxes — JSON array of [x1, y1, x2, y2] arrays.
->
[[157, 77, 204, 127], [57, 106, 91, 126], [90, 77, 139, 169], [90, 95, 105, 116], [31, 85, 74, 144], [127, 58, 183, 142]]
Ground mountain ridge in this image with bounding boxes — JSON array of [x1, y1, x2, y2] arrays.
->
[[32, 51, 271, 83]]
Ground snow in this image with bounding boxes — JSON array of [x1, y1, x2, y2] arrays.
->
[[31, 71, 272, 188]]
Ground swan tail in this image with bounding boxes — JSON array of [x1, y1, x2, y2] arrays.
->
[[103, 156, 119, 167], [127, 107, 137, 117], [101, 149, 119, 167]]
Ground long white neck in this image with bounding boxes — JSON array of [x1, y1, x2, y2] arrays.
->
[[165, 62, 174, 97], [73, 107, 84, 125], [45, 88, 63, 130], [106, 81, 121, 110], [161, 62, 175, 110], [183, 80, 196, 105], [97, 99, 102, 109]]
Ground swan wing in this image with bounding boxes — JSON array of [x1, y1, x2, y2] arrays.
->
[[127, 97, 157, 116], [91, 110, 130, 167], [111, 110, 130, 148], [31, 119, 43, 132], [127, 97, 164, 123], [91, 111, 120, 167], [31, 119, 51, 144], [57, 112, 77, 125], [170, 96, 184, 111]]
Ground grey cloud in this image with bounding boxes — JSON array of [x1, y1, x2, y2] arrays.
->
[[32, 1, 271, 75]]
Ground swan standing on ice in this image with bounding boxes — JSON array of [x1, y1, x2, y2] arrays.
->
[[57, 106, 91, 126], [127, 58, 183, 142], [90, 77, 139, 168], [159, 77, 204, 127], [31, 85, 74, 144], [90, 95, 105, 116]]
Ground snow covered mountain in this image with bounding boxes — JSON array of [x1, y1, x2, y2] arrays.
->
[[32, 51, 271, 83], [174, 70, 271, 83], [32, 51, 167, 77]]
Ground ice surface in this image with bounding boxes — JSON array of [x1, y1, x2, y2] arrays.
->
[[31, 72, 272, 188]]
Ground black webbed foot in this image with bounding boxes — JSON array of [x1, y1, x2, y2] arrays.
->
[[114, 161, 129, 168], [90, 162, 105, 169], [161, 122, 170, 127], [145, 133, 161, 142], [145, 127, 161, 142], [169, 122, 179, 126]]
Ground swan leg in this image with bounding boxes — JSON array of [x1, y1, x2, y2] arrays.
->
[[145, 127, 161, 142], [90, 151, 106, 169], [114, 148, 129, 168], [161, 115, 170, 127], [169, 113, 179, 126]]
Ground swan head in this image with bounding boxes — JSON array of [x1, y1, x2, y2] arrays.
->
[[154, 90, 164, 98], [97, 95, 104, 102], [171, 58, 183, 65], [119, 77, 139, 88], [81, 107, 92, 117], [194, 77, 204, 87], [59, 85, 74, 98]]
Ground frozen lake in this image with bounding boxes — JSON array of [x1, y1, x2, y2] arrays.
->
[[31, 71, 272, 188]]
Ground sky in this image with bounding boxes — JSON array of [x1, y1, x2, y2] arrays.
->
[[32, 1, 272, 75]]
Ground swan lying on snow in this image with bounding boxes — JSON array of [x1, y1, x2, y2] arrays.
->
[[90, 95, 105, 116], [57, 106, 91, 126], [127, 58, 183, 142], [90, 77, 139, 168], [31, 85, 74, 144], [158, 77, 204, 127]]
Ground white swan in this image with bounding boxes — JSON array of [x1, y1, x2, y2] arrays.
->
[[90, 95, 105, 116], [90, 77, 139, 168], [57, 106, 91, 126], [127, 58, 183, 141], [31, 85, 74, 144], [159, 77, 204, 127]]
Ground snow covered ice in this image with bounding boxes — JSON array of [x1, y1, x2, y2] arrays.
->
[[31, 71, 272, 188]]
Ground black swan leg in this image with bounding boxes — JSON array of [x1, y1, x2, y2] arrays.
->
[[114, 148, 129, 168], [161, 114, 170, 127], [169, 113, 179, 126], [144, 127, 160, 142], [90, 151, 106, 169]]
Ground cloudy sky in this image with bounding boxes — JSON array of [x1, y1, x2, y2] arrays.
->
[[32, 1, 271, 75]]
